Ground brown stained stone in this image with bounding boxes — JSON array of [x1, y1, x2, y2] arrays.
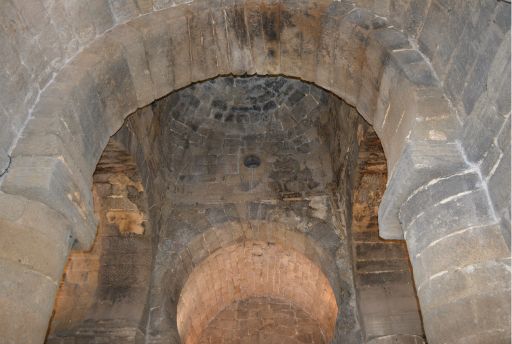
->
[[351, 128, 424, 339], [177, 240, 338, 344], [199, 297, 326, 344]]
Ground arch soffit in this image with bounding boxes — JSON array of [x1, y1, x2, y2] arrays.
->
[[0, 1, 465, 249]]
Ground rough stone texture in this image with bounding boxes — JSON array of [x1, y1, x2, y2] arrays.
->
[[352, 130, 424, 342], [46, 139, 152, 343], [47, 76, 369, 344], [0, 191, 72, 344], [199, 297, 326, 344], [178, 241, 338, 344], [0, 1, 509, 342]]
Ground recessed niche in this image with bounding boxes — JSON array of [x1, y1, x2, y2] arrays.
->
[[243, 155, 261, 168]]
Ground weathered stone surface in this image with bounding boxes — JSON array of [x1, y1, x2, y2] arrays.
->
[[379, 140, 467, 240], [1, 156, 97, 249], [48, 76, 365, 344], [0, 2, 508, 344], [367, 335, 426, 344], [419, 259, 510, 344], [0, 194, 71, 280], [413, 224, 510, 287], [106, 24, 157, 107], [0, 259, 60, 344]]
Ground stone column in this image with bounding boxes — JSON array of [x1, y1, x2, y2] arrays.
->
[[399, 170, 510, 344], [0, 192, 72, 344], [380, 140, 510, 344]]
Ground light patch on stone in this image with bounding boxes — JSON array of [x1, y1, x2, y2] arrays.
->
[[428, 130, 447, 141], [106, 210, 145, 235], [106, 173, 145, 235], [68, 192, 87, 219], [309, 196, 328, 220]]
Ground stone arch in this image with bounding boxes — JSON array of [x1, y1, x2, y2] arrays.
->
[[0, 1, 508, 344], [159, 220, 351, 344], [2, 2, 458, 248]]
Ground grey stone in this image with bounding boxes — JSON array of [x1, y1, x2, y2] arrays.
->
[[405, 188, 496, 255], [399, 170, 481, 227], [379, 141, 468, 240], [462, 27, 503, 116], [1, 156, 97, 249], [0, 259, 60, 344]]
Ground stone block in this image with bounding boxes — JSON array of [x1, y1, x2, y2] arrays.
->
[[62, 0, 113, 46], [414, 224, 510, 287], [106, 24, 157, 107], [0, 2, 47, 90], [0, 27, 32, 123], [487, 137, 511, 230], [0, 219, 69, 281], [0, 259, 60, 344], [407, 88, 461, 144], [134, 0, 153, 13], [372, 28, 411, 51], [279, 7, 321, 82], [462, 96, 505, 163], [11, 0, 65, 85], [25, 78, 108, 180], [371, 64, 400, 137], [400, 170, 481, 228], [83, 42, 139, 131], [12, 109, 101, 198], [403, 0, 428, 37], [367, 335, 425, 344], [484, 30, 510, 104], [87, 0, 116, 36], [13, 131, 92, 187], [223, 6, 254, 75], [379, 140, 468, 240], [128, 13, 176, 100], [108, 0, 141, 23], [398, 59, 439, 87], [1, 156, 98, 250], [329, 19, 367, 106], [418, 1, 464, 79], [421, 272, 510, 344], [0, 192, 72, 278], [405, 188, 495, 255], [462, 27, 503, 115], [245, 3, 266, 75], [377, 77, 416, 166], [444, 26, 479, 100], [357, 31, 391, 124], [40, 0, 80, 58]]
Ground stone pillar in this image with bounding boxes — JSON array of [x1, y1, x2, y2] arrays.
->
[[399, 171, 510, 344], [0, 192, 72, 344], [380, 140, 510, 343]]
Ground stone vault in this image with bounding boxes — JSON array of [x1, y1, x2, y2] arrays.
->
[[0, 1, 509, 344]]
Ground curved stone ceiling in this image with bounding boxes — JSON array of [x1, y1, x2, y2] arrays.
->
[[177, 240, 338, 344]]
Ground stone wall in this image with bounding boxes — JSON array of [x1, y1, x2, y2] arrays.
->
[[198, 297, 326, 344], [1, 3, 509, 226], [0, 2, 509, 343], [47, 76, 371, 343], [177, 241, 338, 344], [47, 140, 152, 343], [351, 129, 424, 342]]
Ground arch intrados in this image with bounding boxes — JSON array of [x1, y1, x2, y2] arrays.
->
[[176, 239, 339, 344], [1, 0, 451, 250], [163, 222, 343, 311]]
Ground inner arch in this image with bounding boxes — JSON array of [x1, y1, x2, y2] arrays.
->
[[177, 240, 338, 344]]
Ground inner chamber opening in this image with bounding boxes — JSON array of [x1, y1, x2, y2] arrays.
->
[[46, 75, 423, 344], [177, 241, 338, 344]]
